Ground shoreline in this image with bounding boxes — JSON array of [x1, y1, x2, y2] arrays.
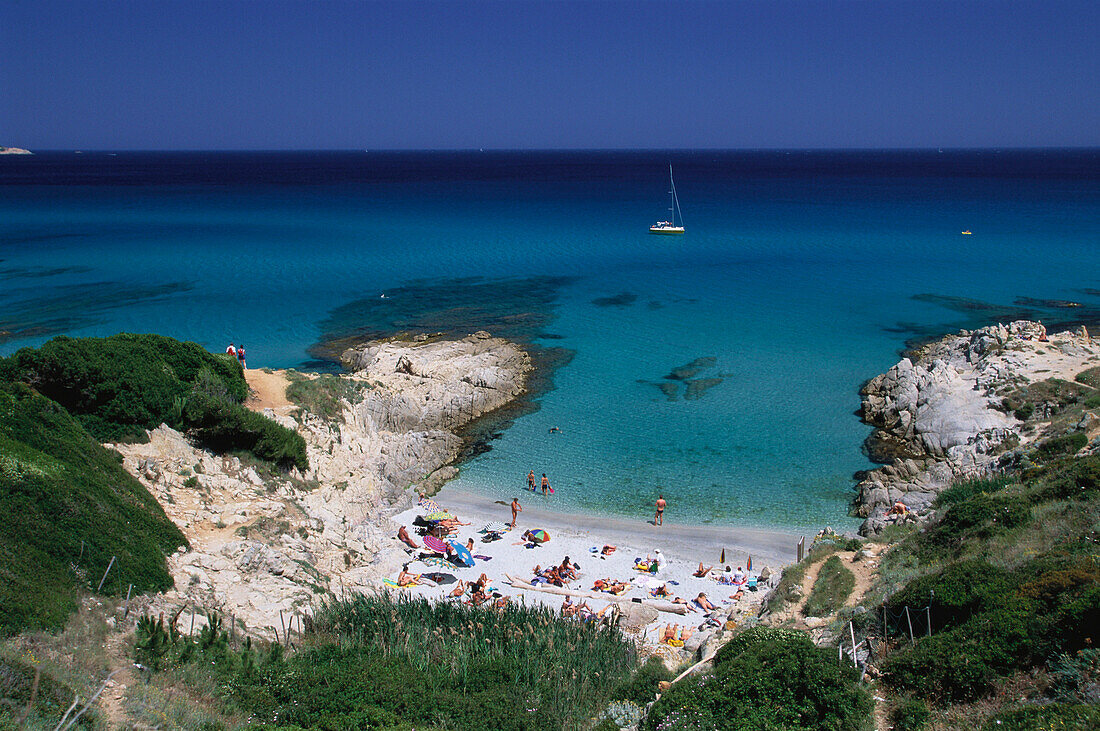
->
[[429, 484, 802, 570]]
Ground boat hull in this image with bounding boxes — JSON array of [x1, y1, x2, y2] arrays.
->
[[649, 226, 685, 235]]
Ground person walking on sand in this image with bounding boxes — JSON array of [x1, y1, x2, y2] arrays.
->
[[541, 473, 550, 496], [527, 470, 536, 492], [654, 495, 666, 526], [237, 344, 247, 369], [511, 497, 522, 528]]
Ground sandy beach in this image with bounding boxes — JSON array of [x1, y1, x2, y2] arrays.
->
[[384, 485, 801, 649]]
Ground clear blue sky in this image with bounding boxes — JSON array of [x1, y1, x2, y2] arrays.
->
[[3, 0, 1098, 150]]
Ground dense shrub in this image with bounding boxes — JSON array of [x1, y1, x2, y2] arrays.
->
[[612, 656, 674, 706], [890, 698, 931, 731], [713, 626, 808, 666], [2, 334, 307, 470], [934, 476, 1012, 508], [889, 560, 1012, 632], [982, 703, 1100, 730], [644, 630, 872, 730], [139, 595, 637, 731], [0, 382, 185, 636], [2, 333, 245, 441], [0, 654, 97, 728], [285, 371, 367, 422], [1073, 366, 1100, 389], [1032, 455, 1100, 501], [1036, 432, 1088, 461]]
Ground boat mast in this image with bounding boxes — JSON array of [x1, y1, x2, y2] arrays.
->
[[669, 164, 683, 227]]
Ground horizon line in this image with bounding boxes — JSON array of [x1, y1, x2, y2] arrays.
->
[[13, 146, 1100, 154]]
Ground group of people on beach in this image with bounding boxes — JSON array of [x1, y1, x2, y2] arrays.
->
[[225, 343, 247, 369]]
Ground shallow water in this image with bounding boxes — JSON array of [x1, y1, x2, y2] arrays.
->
[[3, 150, 1098, 532]]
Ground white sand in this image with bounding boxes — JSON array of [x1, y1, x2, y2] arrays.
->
[[383, 486, 801, 647]]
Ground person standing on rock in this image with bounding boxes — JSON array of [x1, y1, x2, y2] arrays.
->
[[527, 470, 536, 492], [654, 495, 666, 526], [511, 497, 522, 528]]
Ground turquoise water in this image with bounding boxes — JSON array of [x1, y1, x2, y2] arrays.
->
[[3, 151, 1099, 532]]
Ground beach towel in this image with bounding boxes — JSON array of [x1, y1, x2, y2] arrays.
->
[[382, 578, 409, 588], [473, 554, 493, 561]]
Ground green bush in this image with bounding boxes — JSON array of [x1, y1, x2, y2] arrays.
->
[[147, 594, 640, 731], [2, 333, 245, 441], [890, 698, 931, 731], [802, 555, 856, 617], [1036, 432, 1088, 461], [612, 656, 674, 706], [982, 703, 1100, 730], [1, 334, 306, 471], [645, 630, 872, 730], [714, 626, 809, 666], [934, 476, 1012, 508], [1073, 366, 1100, 389], [0, 654, 97, 728], [889, 560, 1012, 632], [0, 382, 186, 636]]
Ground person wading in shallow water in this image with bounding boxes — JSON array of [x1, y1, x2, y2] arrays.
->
[[527, 470, 536, 492], [541, 473, 550, 496], [655, 495, 667, 526]]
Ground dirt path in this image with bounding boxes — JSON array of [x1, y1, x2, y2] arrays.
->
[[243, 368, 295, 414], [99, 630, 137, 729]]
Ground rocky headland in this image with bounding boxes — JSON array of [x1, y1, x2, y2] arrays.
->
[[855, 320, 1100, 534], [110, 332, 530, 636], [0, 147, 33, 154]]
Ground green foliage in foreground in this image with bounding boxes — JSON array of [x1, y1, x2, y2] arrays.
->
[[137, 595, 638, 730], [802, 555, 856, 617], [0, 382, 186, 637], [1, 333, 307, 470], [981, 703, 1100, 731], [0, 653, 96, 728], [876, 454, 1100, 703], [643, 626, 873, 731]]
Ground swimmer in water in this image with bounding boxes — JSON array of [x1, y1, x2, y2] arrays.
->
[[549, 426, 562, 434]]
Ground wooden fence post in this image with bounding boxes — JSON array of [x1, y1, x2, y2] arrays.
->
[[96, 556, 116, 592], [905, 606, 915, 643]]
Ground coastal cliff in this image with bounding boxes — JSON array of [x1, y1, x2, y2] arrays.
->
[[0, 147, 32, 155], [112, 332, 530, 634], [855, 320, 1099, 533]]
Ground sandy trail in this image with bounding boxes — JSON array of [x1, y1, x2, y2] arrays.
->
[[243, 368, 295, 414]]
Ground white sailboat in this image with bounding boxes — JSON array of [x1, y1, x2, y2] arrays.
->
[[649, 164, 685, 235]]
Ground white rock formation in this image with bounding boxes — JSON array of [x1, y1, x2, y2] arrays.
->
[[112, 334, 530, 637], [857, 321, 1098, 533]]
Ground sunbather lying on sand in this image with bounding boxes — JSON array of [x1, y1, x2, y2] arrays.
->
[[695, 593, 718, 612], [694, 562, 714, 577], [652, 584, 673, 598], [397, 564, 421, 587], [592, 578, 631, 595], [601, 545, 617, 555], [397, 525, 419, 549], [449, 580, 466, 598]]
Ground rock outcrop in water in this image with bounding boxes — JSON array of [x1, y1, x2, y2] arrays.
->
[[856, 320, 1099, 534], [112, 333, 530, 636]]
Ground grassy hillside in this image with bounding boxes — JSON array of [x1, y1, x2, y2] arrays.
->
[[850, 447, 1100, 727], [1, 333, 307, 470], [0, 382, 187, 637]]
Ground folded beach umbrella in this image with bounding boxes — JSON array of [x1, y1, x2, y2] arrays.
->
[[747, 555, 752, 572], [424, 511, 453, 521], [424, 535, 449, 554], [529, 529, 550, 543], [483, 521, 508, 534], [448, 541, 475, 568]]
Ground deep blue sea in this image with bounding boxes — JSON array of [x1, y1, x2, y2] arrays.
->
[[3, 150, 1099, 532]]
